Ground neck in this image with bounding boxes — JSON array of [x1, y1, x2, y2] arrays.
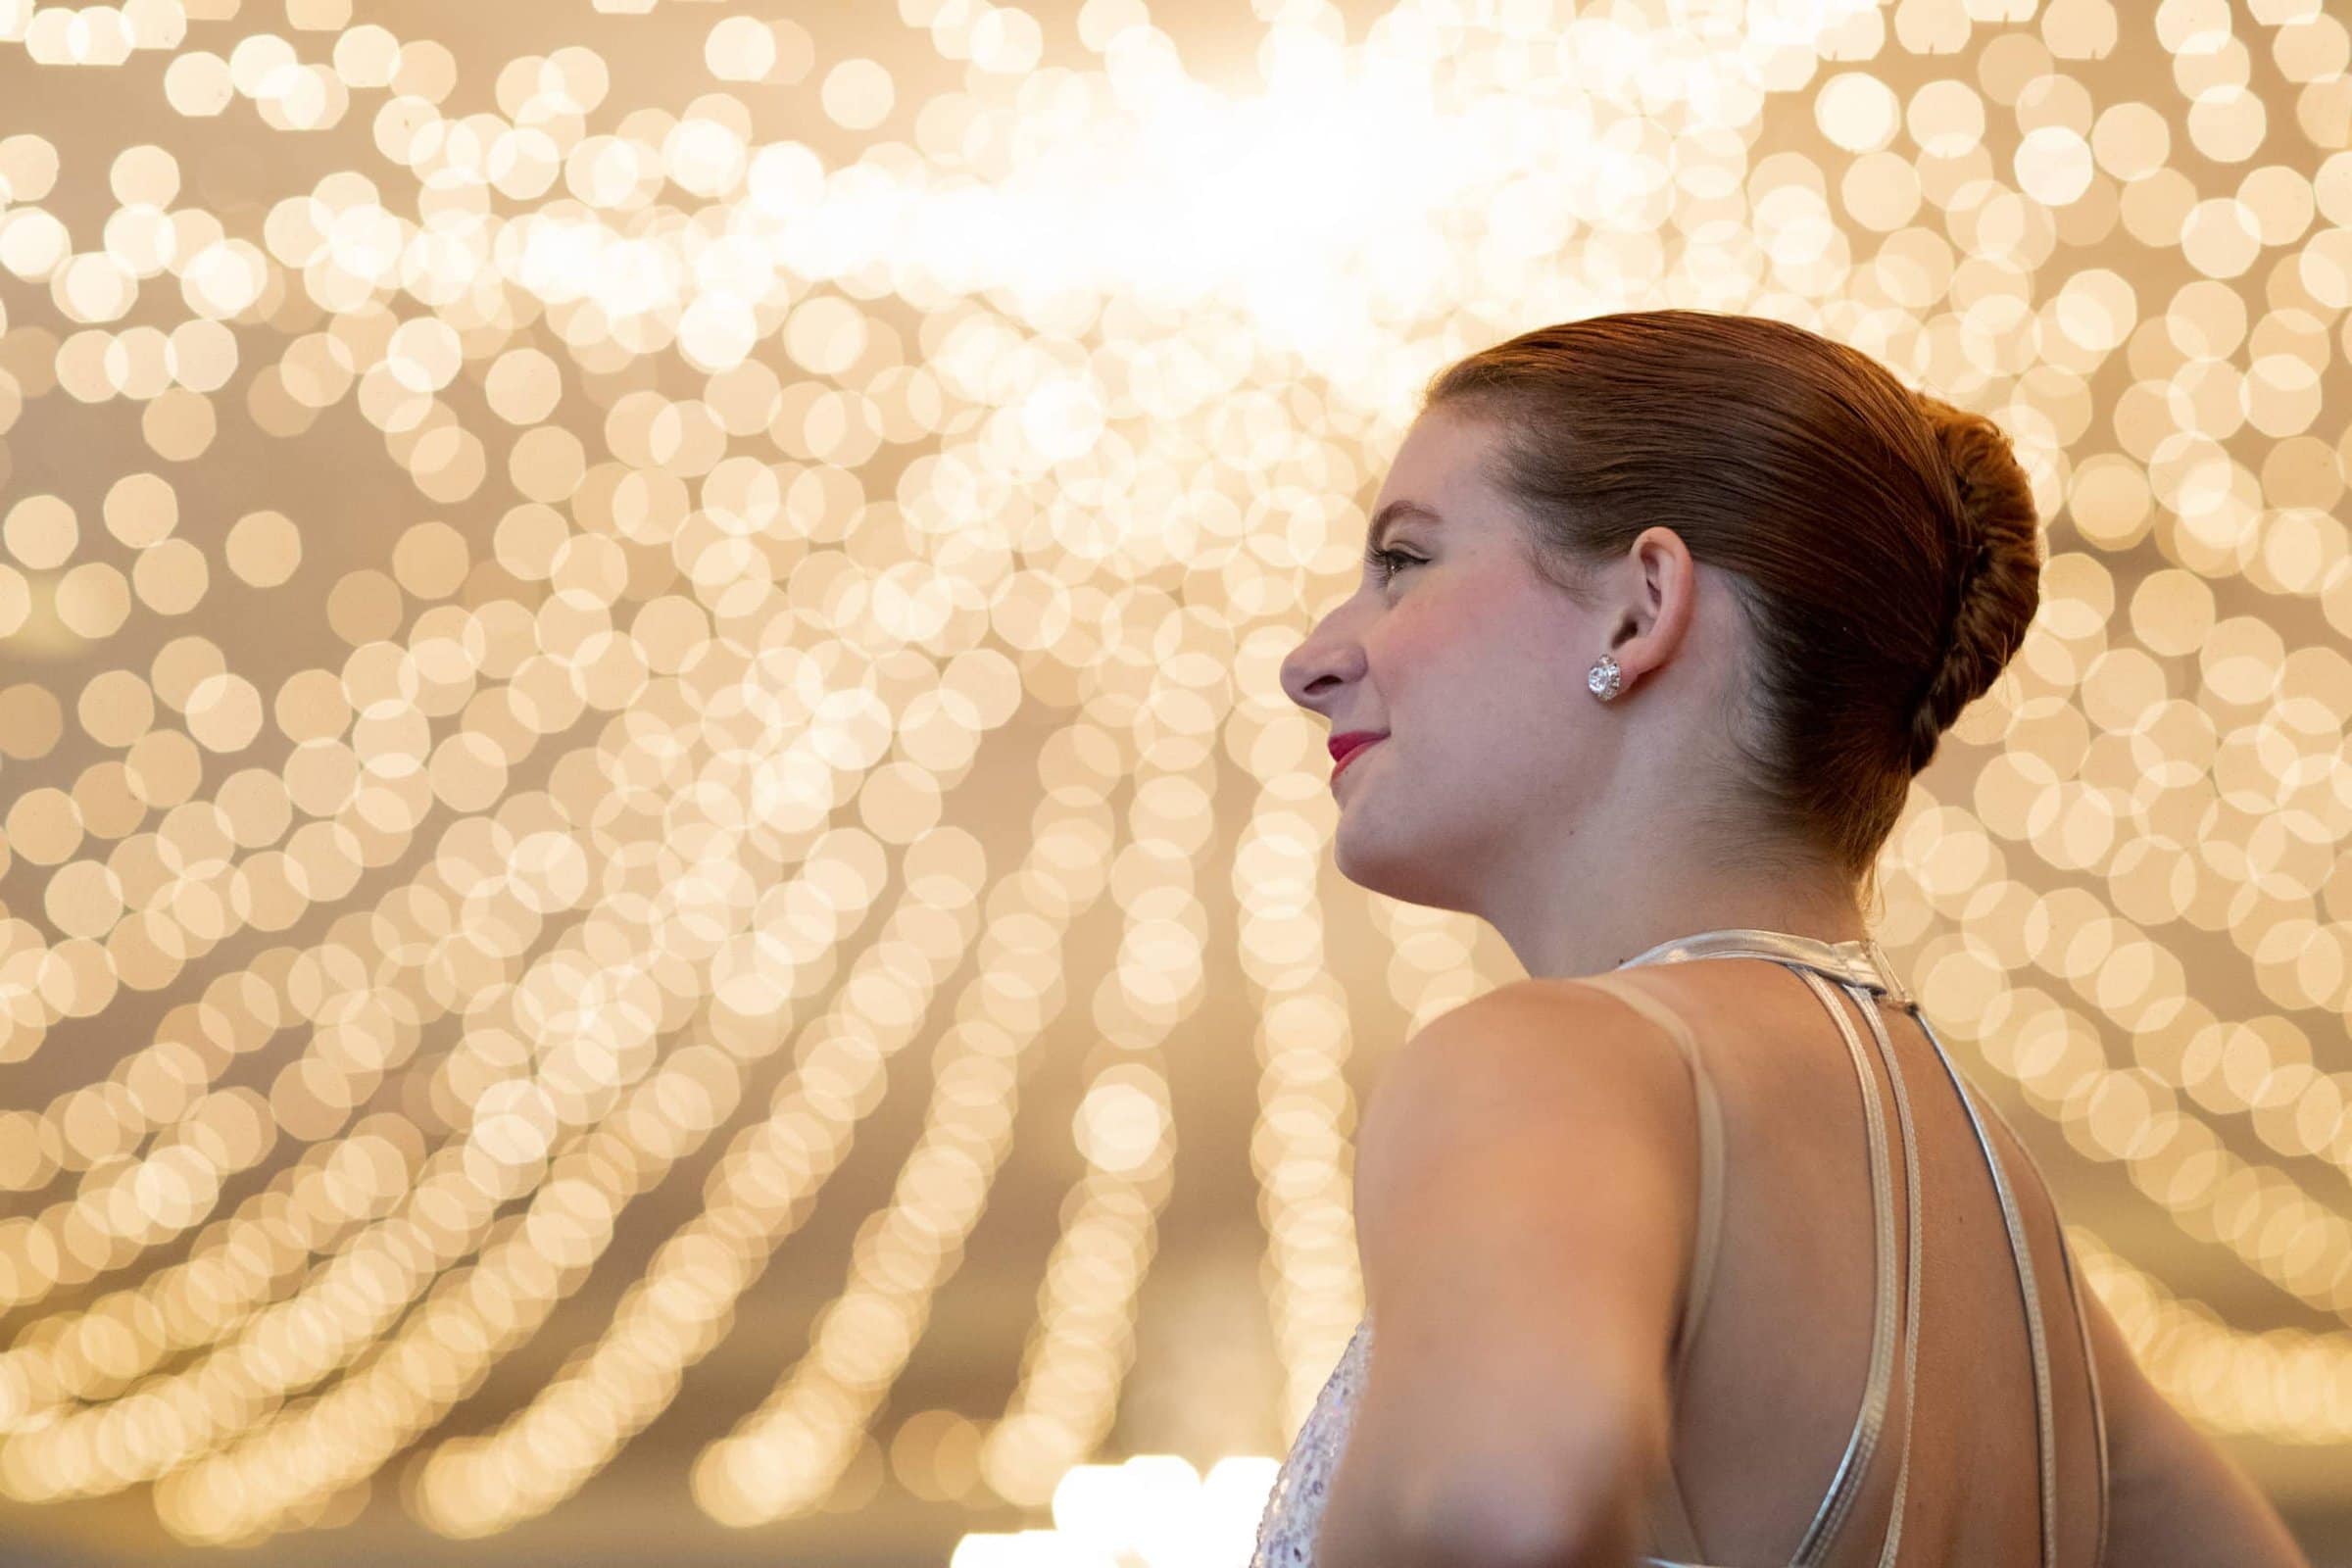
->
[[1490, 837, 1867, 982], [1447, 699, 1871, 979]]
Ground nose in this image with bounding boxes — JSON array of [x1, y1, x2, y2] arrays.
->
[[1279, 614, 1361, 718]]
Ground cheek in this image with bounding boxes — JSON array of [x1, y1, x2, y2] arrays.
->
[[1370, 593, 1472, 669], [1371, 598, 1582, 750], [1376, 591, 1543, 688]]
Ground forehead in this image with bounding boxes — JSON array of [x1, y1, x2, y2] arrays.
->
[[1371, 405, 1506, 520]]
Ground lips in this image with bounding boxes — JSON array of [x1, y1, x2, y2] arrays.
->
[[1329, 732, 1385, 779]]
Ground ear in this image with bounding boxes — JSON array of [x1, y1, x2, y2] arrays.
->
[[1604, 526, 1702, 691]]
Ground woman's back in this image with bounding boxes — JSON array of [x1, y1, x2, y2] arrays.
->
[[1576, 947, 2108, 1565], [1251, 929, 2122, 1567], [1249, 926, 2313, 1567]]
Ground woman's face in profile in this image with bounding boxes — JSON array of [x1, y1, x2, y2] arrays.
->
[[1278, 405, 1612, 915]]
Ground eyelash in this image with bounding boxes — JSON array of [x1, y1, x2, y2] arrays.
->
[[1364, 545, 1424, 586]]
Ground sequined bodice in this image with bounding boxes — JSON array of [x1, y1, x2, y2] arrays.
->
[[1248, 1315, 1372, 1568]]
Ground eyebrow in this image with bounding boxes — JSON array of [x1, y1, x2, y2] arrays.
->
[[1366, 500, 1442, 551]]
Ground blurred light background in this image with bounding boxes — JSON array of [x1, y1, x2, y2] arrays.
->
[[0, 0, 2347, 1562]]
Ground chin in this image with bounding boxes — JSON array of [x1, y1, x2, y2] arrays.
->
[[1332, 818, 1481, 916]]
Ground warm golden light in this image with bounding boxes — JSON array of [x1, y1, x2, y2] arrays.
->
[[0, 0, 2345, 1556]]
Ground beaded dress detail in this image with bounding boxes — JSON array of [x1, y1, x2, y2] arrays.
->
[[1245, 927, 2109, 1568], [1248, 1315, 1373, 1568]]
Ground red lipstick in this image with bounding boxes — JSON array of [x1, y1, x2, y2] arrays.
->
[[1329, 731, 1385, 781]]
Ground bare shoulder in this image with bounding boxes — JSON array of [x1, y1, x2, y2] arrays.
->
[[1354, 978, 1706, 1254], [1365, 978, 1699, 1141], [1342, 978, 1710, 1525]]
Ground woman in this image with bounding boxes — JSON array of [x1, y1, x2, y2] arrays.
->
[[1260, 311, 2311, 1567]]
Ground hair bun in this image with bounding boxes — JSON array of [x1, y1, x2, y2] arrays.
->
[[1905, 391, 2042, 774]]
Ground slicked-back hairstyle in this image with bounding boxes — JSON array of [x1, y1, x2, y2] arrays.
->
[[1423, 309, 2041, 884]]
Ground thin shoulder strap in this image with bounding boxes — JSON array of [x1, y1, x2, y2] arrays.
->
[[1841, 980, 1925, 1568], [1783, 968, 1911, 1568], [1918, 1019, 2113, 1568], [1911, 1008, 2064, 1568], [1953, 1073, 2112, 1568], [1570, 973, 1725, 1389]]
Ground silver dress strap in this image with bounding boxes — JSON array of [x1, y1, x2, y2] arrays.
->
[[1914, 1011, 2068, 1568], [1617, 926, 2063, 1568], [1617, 926, 1915, 1009], [1614, 927, 1924, 1567], [1854, 974, 1924, 1568]]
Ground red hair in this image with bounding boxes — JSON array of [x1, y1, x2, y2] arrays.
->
[[1425, 309, 2041, 882]]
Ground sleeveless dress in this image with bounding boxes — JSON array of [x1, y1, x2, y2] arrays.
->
[[1247, 926, 2112, 1568]]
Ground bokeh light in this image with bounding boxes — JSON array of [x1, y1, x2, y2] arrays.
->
[[0, 0, 2347, 1560]]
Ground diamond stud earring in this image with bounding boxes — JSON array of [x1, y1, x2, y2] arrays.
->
[[1588, 652, 1623, 702]]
